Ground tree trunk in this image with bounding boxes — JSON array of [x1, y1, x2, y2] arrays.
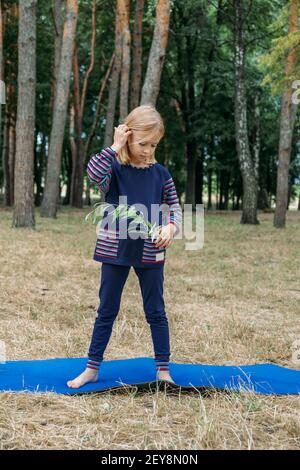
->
[[119, 0, 131, 120], [140, 0, 170, 105], [2, 108, 9, 205], [224, 171, 230, 210], [274, 0, 299, 228], [0, 0, 4, 198], [130, 0, 144, 110], [216, 170, 220, 209], [2, 3, 17, 207], [49, 0, 64, 117], [8, 115, 16, 206], [84, 53, 115, 162], [207, 168, 212, 210], [195, 151, 203, 205], [71, 0, 96, 208], [219, 169, 224, 209], [70, 44, 82, 207], [173, 4, 198, 210], [104, 1, 123, 148], [234, 0, 259, 224], [34, 130, 45, 206], [253, 89, 261, 185], [12, 0, 36, 228], [40, 0, 78, 218]]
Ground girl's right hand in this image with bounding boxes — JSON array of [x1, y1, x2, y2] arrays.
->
[[112, 124, 132, 152]]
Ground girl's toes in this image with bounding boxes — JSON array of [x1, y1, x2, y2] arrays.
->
[[67, 380, 77, 388]]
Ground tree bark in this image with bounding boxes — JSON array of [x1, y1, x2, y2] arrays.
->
[[104, 1, 123, 148], [119, 0, 131, 120], [49, 0, 64, 117], [71, 0, 97, 208], [8, 110, 16, 206], [130, 0, 144, 110], [40, 0, 78, 218], [195, 152, 203, 205], [141, 0, 170, 105], [12, 0, 36, 228], [84, 53, 115, 164], [207, 168, 212, 210], [274, 0, 299, 228], [234, 0, 259, 224]]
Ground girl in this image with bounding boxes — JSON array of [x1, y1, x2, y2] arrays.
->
[[67, 105, 182, 389]]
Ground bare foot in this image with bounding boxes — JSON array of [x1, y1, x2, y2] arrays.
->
[[157, 370, 175, 384], [67, 368, 99, 389]]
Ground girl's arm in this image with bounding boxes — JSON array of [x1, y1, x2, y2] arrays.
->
[[86, 146, 118, 194], [87, 126, 131, 193], [162, 175, 182, 236]]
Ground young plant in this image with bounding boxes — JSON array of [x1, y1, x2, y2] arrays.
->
[[85, 202, 161, 242]]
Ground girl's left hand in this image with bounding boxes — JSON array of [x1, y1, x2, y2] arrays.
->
[[154, 224, 176, 248]]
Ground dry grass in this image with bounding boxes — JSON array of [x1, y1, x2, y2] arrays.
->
[[0, 206, 300, 450]]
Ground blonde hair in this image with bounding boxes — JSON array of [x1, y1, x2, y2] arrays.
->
[[116, 105, 165, 165]]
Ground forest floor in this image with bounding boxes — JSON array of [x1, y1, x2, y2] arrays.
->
[[0, 206, 300, 450]]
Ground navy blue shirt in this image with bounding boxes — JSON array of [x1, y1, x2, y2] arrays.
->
[[87, 146, 182, 269]]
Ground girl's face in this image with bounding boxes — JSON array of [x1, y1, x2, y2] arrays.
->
[[127, 130, 160, 163]]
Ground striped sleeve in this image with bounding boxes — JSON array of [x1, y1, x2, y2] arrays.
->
[[86, 146, 117, 193], [162, 173, 182, 236]]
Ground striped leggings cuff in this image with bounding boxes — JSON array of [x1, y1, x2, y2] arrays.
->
[[155, 360, 169, 372], [87, 359, 101, 370]]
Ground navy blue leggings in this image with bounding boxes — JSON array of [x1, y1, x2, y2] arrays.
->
[[88, 263, 170, 364]]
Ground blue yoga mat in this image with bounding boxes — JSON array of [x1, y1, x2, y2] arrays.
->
[[0, 357, 300, 395]]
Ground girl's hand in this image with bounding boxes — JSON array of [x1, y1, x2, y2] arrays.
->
[[112, 124, 132, 152], [154, 224, 176, 248]]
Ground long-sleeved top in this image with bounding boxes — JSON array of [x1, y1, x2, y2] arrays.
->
[[86, 146, 182, 269]]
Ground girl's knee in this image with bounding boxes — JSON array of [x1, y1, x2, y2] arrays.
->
[[145, 309, 168, 324]]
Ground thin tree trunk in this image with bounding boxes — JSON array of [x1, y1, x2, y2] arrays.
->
[[12, 0, 37, 228], [253, 89, 261, 185], [34, 131, 45, 206], [49, 0, 64, 116], [194, 0, 223, 210], [119, 0, 131, 120], [141, 0, 170, 105], [207, 168, 212, 210], [8, 114, 16, 206], [70, 44, 81, 206], [195, 152, 203, 205], [130, 0, 144, 110], [2, 108, 9, 205], [69, 102, 76, 205], [104, 1, 123, 147], [173, 2, 198, 209], [224, 171, 230, 210], [216, 170, 220, 209], [72, 0, 97, 208], [234, 0, 259, 224], [84, 53, 115, 163], [0, 0, 7, 205], [40, 0, 78, 218], [83, 54, 115, 205], [3, 4, 18, 207], [274, 0, 299, 227]]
